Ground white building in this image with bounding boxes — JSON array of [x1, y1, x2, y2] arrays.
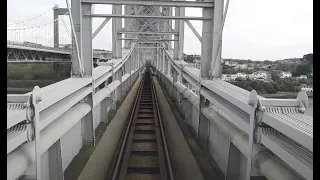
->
[[280, 71, 292, 78], [300, 84, 313, 92], [298, 75, 308, 79], [222, 74, 237, 81], [252, 71, 267, 79], [235, 64, 248, 70], [236, 73, 247, 79], [225, 61, 238, 67]]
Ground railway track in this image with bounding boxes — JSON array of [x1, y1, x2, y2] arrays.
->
[[111, 72, 174, 180]]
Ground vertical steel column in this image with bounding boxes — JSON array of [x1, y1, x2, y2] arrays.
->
[[212, 0, 224, 78], [137, 44, 140, 73], [197, 0, 214, 148], [48, 140, 64, 180], [226, 143, 243, 180], [136, 48, 139, 71], [156, 47, 159, 70], [198, 98, 209, 148], [112, 5, 117, 58], [82, 3, 93, 75], [183, 98, 193, 126], [163, 50, 168, 75], [162, 6, 169, 49], [124, 5, 130, 48], [172, 68, 178, 100], [129, 54, 132, 86], [71, 0, 82, 76], [201, 1, 214, 78], [168, 6, 173, 50], [174, 7, 180, 60], [116, 5, 123, 58], [53, 6, 59, 48], [115, 68, 123, 103], [106, 96, 113, 124], [82, 95, 95, 146], [162, 48, 166, 73], [100, 97, 107, 124], [159, 47, 163, 72], [82, 3, 95, 147], [167, 59, 172, 76], [179, 6, 185, 60]]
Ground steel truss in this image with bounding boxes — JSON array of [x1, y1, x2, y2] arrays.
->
[[7, 48, 71, 61], [7, 1, 313, 180]]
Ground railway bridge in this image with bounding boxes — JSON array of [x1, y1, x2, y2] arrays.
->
[[7, 1, 313, 180]]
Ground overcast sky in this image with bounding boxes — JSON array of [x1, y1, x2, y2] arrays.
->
[[7, 0, 313, 61]]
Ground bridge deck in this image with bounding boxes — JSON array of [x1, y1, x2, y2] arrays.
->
[[77, 74, 205, 180]]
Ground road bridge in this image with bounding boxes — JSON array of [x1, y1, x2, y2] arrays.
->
[[7, 41, 108, 62], [7, 1, 312, 180]]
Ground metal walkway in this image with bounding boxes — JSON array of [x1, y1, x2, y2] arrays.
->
[[111, 72, 173, 180], [7, 1, 312, 180]]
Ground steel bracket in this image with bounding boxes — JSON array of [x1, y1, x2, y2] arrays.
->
[[246, 90, 259, 180], [297, 91, 308, 113], [27, 86, 42, 180]]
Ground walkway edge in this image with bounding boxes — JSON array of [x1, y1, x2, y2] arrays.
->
[[152, 76, 205, 180], [77, 76, 142, 180]]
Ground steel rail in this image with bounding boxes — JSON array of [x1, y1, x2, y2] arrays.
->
[[111, 74, 145, 180], [111, 72, 173, 180], [151, 75, 174, 180]]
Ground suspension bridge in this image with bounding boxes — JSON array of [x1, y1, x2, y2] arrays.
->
[[7, 1, 313, 180], [7, 7, 108, 63]]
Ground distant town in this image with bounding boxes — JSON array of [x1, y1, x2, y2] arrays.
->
[[66, 47, 314, 96], [184, 53, 313, 96]]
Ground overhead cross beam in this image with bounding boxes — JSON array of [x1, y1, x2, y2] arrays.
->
[[118, 38, 178, 41], [85, 14, 210, 20], [81, 0, 214, 8], [118, 31, 178, 35]]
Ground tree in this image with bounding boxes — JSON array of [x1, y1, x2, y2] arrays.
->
[[185, 55, 194, 63], [263, 60, 273, 64], [271, 73, 280, 81], [303, 53, 313, 64], [293, 64, 311, 76]]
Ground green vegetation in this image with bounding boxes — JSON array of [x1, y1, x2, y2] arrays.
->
[[292, 64, 312, 77], [230, 78, 312, 94]]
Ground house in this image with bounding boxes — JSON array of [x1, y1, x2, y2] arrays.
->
[[280, 71, 292, 78], [252, 71, 267, 79], [235, 64, 248, 70], [266, 71, 272, 80], [225, 61, 238, 67], [194, 59, 201, 66], [236, 73, 247, 79], [247, 73, 255, 80], [262, 64, 272, 69], [222, 74, 237, 81], [300, 84, 313, 92], [298, 75, 308, 79]]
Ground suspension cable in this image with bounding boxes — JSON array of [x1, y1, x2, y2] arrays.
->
[[60, 16, 72, 43], [7, 8, 52, 26], [7, 12, 67, 31]]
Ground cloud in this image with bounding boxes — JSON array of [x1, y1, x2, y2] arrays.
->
[[7, 0, 313, 61]]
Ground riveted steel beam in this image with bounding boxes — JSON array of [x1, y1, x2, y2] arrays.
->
[[81, 0, 214, 8], [86, 14, 210, 20]]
